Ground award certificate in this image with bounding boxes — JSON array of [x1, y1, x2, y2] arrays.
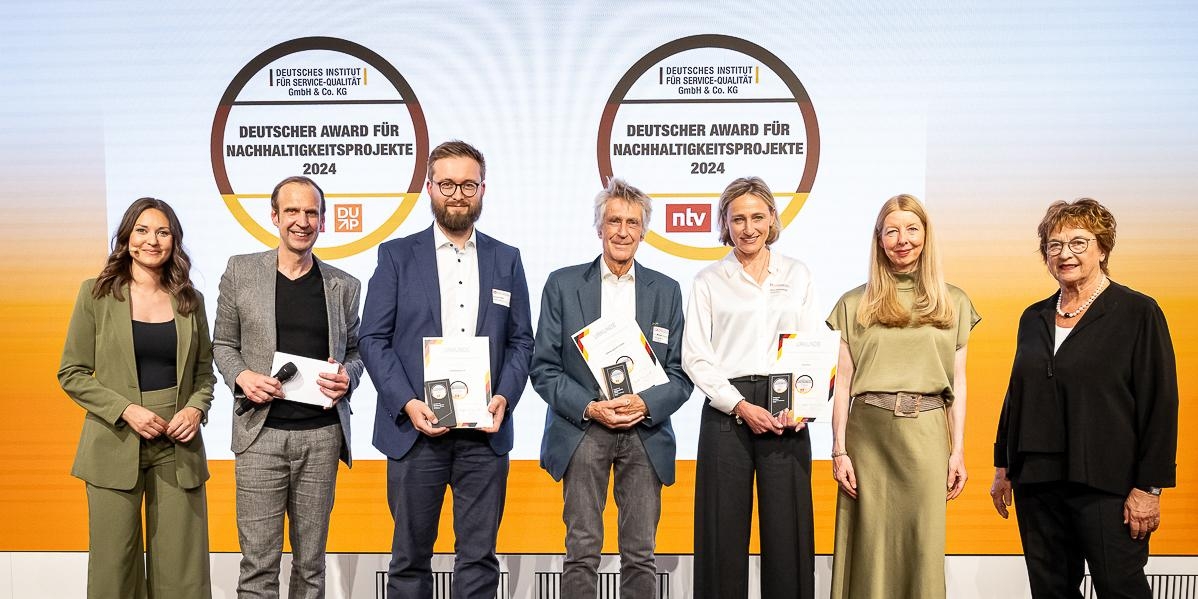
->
[[572, 316, 669, 399], [771, 329, 840, 422], [422, 336, 492, 428]]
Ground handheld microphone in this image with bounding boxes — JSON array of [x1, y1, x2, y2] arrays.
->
[[234, 362, 299, 416]]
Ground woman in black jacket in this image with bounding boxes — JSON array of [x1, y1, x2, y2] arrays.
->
[[990, 198, 1177, 599]]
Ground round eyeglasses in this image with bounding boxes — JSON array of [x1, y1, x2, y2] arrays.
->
[[1045, 237, 1096, 257], [435, 180, 481, 198]]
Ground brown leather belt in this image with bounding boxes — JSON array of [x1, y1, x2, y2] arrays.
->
[[855, 392, 946, 418]]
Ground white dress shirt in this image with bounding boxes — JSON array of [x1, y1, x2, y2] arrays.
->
[[682, 250, 820, 414], [600, 260, 636, 321], [434, 224, 479, 338]]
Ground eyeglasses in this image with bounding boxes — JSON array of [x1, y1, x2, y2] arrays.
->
[[1045, 237, 1097, 257], [434, 180, 481, 198]]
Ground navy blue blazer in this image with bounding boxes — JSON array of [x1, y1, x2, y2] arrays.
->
[[360, 225, 534, 459], [530, 257, 693, 485]]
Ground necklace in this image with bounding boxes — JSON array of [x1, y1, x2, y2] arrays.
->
[[1056, 276, 1107, 318]]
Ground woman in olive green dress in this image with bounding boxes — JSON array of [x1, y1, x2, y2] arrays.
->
[[827, 194, 979, 599]]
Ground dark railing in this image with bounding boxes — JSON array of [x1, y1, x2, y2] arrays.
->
[[1082, 574, 1197, 598], [533, 571, 671, 599], [374, 570, 509, 598]]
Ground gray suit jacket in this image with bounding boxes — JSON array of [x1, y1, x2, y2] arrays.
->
[[212, 249, 364, 465], [530, 258, 693, 484]]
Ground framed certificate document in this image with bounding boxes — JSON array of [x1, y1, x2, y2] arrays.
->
[[422, 337, 492, 428], [572, 316, 669, 399], [771, 329, 840, 422]]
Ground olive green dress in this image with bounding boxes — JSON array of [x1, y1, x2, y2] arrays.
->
[[826, 274, 979, 599]]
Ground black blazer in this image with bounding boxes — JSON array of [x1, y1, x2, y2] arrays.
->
[[993, 281, 1178, 495]]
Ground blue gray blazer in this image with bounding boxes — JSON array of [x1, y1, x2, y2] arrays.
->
[[530, 257, 693, 485], [360, 225, 534, 460]]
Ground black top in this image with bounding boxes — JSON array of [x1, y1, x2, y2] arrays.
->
[[266, 263, 338, 430], [993, 281, 1178, 495], [132, 320, 177, 392]]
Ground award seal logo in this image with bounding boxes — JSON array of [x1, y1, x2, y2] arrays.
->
[[794, 374, 814, 395], [609, 368, 626, 386], [430, 383, 447, 401], [598, 34, 819, 260], [772, 376, 789, 395], [212, 36, 429, 259]]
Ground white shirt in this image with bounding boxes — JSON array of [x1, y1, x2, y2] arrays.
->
[[682, 250, 820, 414], [433, 225, 479, 338], [600, 260, 636, 321], [1054, 324, 1071, 354]]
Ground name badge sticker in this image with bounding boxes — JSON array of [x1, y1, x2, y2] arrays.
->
[[652, 326, 669, 344], [492, 288, 511, 307]]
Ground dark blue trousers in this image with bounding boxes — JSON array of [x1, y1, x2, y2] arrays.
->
[[386, 431, 508, 599]]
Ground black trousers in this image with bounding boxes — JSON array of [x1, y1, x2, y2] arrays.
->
[[693, 377, 815, 599], [1015, 481, 1151, 599]]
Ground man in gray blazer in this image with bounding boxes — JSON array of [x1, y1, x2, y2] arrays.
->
[[530, 178, 692, 598], [213, 176, 364, 599]]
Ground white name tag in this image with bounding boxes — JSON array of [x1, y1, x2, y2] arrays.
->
[[769, 282, 791, 295], [652, 326, 669, 344], [492, 288, 511, 307]]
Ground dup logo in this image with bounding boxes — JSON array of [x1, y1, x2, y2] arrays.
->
[[335, 204, 363, 232]]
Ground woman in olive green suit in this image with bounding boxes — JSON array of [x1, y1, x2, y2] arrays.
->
[[59, 198, 214, 599]]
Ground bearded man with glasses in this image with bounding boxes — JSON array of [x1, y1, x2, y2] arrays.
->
[[360, 140, 534, 599]]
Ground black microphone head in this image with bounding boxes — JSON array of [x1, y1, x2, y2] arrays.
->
[[276, 362, 299, 383]]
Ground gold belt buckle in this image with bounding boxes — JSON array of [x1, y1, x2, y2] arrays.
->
[[894, 392, 920, 418]]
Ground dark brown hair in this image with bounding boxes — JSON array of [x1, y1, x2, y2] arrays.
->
[[93, 198, 200, 315], [427, 140, 486, 181]]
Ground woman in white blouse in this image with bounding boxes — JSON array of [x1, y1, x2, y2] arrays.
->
[[683, 176, 821, 599]]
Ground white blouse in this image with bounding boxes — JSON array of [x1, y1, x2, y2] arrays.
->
[[682, 250, 821, 414]]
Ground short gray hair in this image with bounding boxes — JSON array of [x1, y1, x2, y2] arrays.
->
[[592, 178, 652, 234]]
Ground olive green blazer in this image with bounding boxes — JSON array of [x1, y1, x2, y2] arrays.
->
[[59, 279, 215, 490]]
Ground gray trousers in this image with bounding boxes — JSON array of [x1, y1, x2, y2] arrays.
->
[[562, 424, 662, 599], [235, 424, 342, 599]]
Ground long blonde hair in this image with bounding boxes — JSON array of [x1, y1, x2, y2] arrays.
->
[[856, 194, 955, 328]]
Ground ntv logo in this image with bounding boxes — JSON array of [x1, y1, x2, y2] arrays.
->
[[665, 204, 711, 233]]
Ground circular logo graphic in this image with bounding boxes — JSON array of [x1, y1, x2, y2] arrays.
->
[[430, 383, 448, 400], [450, 381, 469, 401], [617, 355, 635, 373], [772, 376, 789, 394], [212, 36, 429, 259], [609, 368, 627, 386], [598, 34, 819, 260], [794, 374, 814, 395]]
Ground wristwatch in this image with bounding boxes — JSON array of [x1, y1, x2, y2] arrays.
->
[[1138, 486, 1163, 496]]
